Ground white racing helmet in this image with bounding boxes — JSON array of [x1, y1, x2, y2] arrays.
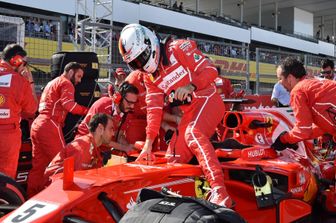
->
[[118, 24, 160, 73]]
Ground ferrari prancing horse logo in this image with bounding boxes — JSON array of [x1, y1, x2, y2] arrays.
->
[[195, 177, 210, 199]]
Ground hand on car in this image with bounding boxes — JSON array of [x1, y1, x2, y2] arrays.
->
[[271, 131, 298, 151]]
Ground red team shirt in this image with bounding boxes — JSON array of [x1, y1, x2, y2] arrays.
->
[[38, 74, 88, 123], [76, 96, 123, 138], [44, 133, 102, 183], [282, 78, 336, 144], [0, 62, 37, 124]]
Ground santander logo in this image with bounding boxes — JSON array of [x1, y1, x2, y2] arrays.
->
[[158, 66, 188, 92]]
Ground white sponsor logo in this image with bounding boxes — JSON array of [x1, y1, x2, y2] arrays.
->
[[179, 41, 191, 51], [126, 197, 136, 210], [290, 186, 303, 194], [0, 109, 10, 118], [215, 77, 223, 86], [255, 133, 265, 144], [169, 54, 177, 65], [299, 172, 306, 185], [158, 66, 188, 91], [247, 149, 265, 158], [0, 74, 12, 88], [38, 102, 46, 112], [159, 201, 176, 206]]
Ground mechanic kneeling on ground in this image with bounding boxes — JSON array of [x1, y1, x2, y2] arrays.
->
[[118, 24, 233, 208], [43, 113, 114, 187], [271, 57, 336, 152], [28, 62, 89, 197], [0, 43, 38, 179]]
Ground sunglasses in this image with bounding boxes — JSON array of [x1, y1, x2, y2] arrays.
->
[[124, 97, 138, 105], [321, 70, 334, 75]]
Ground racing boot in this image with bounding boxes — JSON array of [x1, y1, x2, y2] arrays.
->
[[208, 186, 234, 208]]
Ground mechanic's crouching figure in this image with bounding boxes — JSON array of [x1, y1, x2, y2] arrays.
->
[[118, 24, 233, 208], [271, 57, 336, 154], [43, 113, 114, 187]]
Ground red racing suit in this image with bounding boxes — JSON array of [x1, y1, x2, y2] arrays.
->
[[28, 74, 88, 197], [76, 96, 122, 138], [0, 61, 37, 178], [43, 133, 102, 187], [122, 71, 168, 150], [214, 76, 234, 100], [281, 78, 336, 144], [124, 70, 147, 144], [215, 76, 234, 111], [144, 39, 226, 190]]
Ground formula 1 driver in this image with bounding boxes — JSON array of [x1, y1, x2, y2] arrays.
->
[[118, 24, 233, 207]]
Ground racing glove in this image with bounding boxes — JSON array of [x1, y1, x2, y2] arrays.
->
[[271, 131, 298, 151]]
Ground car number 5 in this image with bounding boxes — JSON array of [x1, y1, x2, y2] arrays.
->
[[11, 204, 45, 222]]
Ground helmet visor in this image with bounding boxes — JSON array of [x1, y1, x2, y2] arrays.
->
[[128, 47, 151, 71]]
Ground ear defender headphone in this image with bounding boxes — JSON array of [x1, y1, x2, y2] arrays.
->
[[113, 81, 131, 105], [9, 54, 25, 68]]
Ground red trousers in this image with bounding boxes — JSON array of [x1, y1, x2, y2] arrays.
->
[[125, 118, 168, 151], [166, 89, 225, 189], [27, 115, 66, 197], [0, 124, 21, 179], [124, 118, 147, 144]]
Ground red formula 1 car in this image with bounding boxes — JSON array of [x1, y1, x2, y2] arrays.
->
[[1, 105, 336, 222]]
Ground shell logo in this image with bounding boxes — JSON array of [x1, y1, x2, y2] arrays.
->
[[0, 94, 5, 106]]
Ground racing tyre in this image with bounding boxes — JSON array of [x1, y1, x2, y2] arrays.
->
[[0, 172, 27, 216]]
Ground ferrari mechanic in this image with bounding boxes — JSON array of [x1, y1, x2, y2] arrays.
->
[[27, 62, 89, 197], [0, 43, 38, 179], [44, 113, 115, 187], [272, 57, 336, 150], [76, 81, 138, 152]]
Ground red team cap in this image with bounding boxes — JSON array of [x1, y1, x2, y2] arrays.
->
[[107, 84, 114, 96], [115, 68, 126, 77]]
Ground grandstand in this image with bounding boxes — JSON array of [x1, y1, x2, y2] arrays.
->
[[0, 0, 335, 94]]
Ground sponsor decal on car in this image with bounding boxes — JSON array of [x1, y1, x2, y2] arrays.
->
[[255, 133, 265, 144], [0, 94, 5, 106], [3, 200, 59, 223], [247, 148, 265, 158], [194, 177, 210, 199], [0, 74, 12, 87], [290, 186, 303, 194]]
